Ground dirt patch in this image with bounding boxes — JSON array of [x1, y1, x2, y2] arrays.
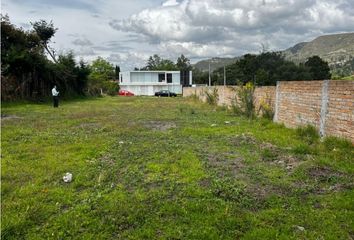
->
[[1, 114, 22, 120], [78, 122, 101, 128], [296, 167, 354, 195], [308, 166, 347, 180], [203, 153, 245, 177], [259, 142, 303, 171], [144, 121, 176, 131], [246, 183, 289, 201], [230, 134, 257, 147], [273, 155, 302, 171], [99, 154, 116, 166], [77, 122, 103, 132], [198, 178, 212, 188]]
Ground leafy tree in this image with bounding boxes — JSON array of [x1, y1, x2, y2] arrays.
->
[[1, 16, 90, 100], [87, 57, 117, 96], [143, 54, 178, 70], [176, 54, 192, 71], [31, 19, 58, 63], [305, 56, 331, 80], [213, 51, 315, 86], [90, 57, 115, 80], [146, 54, 162, 70], [158, 59, 178, 70], [191, 67, 209, 84]]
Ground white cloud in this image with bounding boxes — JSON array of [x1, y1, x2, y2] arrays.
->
[[111, 0, 354, 54], [162, 0, 180, 7], [72, 38, 93, 46]]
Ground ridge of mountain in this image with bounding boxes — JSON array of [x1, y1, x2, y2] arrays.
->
[[193, 32, 354, 72]]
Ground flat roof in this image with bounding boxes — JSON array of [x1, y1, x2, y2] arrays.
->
[[121, 70, 181, 73]]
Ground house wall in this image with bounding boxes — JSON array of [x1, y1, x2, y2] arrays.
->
[[183, 80, 354, 143], [121, 84, 182, 96], [119, 71, 182, 96]]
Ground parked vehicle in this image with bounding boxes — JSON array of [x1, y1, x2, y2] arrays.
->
[[154, 90, 177, 97], [118, 90, 134, 96]]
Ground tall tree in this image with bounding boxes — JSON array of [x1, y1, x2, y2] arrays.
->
[[176, 54, 192, 71], [305, 56, 331, 80], [1, 16, 90, 100], [146, 54, 162, 70], [87, 57, 117, 96], [31, 20, 58, 63]]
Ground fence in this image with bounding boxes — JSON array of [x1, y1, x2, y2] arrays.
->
[[183, 80, 354, 143]]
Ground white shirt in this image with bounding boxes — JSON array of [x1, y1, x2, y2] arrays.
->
[[52, 88, 59, 96]]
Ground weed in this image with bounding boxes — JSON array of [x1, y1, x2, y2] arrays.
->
[[231, 82, 255, 119], [293, 143, 313, 155], [258, 95, 274, 120], [204, 87, 219, 106], [323, 136, 352, 151], [261, 148, 278, 161], [189, 92, 200, 102], [296, 124, 320, 144]]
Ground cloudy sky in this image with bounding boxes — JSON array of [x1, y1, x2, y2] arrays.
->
[[2, 0, 354, 70]]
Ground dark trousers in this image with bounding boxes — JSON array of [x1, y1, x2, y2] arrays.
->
[[53, 96, 59, 107]]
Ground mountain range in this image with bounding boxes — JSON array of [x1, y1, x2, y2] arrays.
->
[[193, 32, 354, 73]]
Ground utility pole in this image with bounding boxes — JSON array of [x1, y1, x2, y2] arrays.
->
[[223, 66, 226, 86], [208, 61, 211, 86]]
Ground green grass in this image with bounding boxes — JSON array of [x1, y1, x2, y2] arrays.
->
[[1, 96, 353, 239]]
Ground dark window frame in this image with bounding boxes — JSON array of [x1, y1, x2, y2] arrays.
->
[[167, 73, 172, 83], [158, 73, 165, 82]]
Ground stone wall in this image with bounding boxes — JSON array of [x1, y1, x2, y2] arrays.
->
[[183, 80, 354, 143]]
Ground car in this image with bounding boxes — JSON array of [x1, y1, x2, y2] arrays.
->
[[118, 90, 134, 96], [154, 90, 177, 97]]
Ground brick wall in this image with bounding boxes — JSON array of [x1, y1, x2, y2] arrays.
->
[[325, 80, 354, 141], [275, 81, 323, 128], [183, 86, 275, 112], [183, 80, 354, 143]]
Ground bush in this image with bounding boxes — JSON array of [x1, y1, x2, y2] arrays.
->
[[204, 87, 219, 106], [258, 96, 274, 120], [87, 79, 119, 97], [231, 82, 255, 119], [296, 124, 320, 145], [102, 81, 119, 96], [322, 136, 352, 151]]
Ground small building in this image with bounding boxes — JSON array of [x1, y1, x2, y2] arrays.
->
[[119, 70, 192, 96]]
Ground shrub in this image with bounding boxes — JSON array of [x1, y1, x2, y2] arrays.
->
[[258, 96, 274, 120], [188, 92, 199, 102], [204, 87, 219, 106], [322, 136, 352, 151], [102, 81, 119, 96], [87, 79, 119, 96], [296, 124, 320, 145], [231, 82, 255, 118]]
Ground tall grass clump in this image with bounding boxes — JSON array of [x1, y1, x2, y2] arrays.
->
[[257, 96, 274, 120], [296, 124, 320, 145], [231, 82, 255, 119], [204, 87, 219, 106]]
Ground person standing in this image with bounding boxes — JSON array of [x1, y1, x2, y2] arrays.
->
[[52, 85, 59, 107]]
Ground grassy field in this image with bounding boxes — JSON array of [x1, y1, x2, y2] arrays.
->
[[1, 96, 353, 239]]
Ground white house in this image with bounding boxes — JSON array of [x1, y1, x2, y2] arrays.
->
[[119, 70, 192, 96]]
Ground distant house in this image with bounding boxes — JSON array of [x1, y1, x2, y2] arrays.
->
[[119, 70, 192, 96]]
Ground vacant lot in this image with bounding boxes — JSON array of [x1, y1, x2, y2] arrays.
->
[[1, 97, 353, 239]]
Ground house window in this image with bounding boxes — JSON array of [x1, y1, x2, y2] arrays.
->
[[158, 73, 165, 82], [120, 76, 123, 83], [167, 73, 172, 83]]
